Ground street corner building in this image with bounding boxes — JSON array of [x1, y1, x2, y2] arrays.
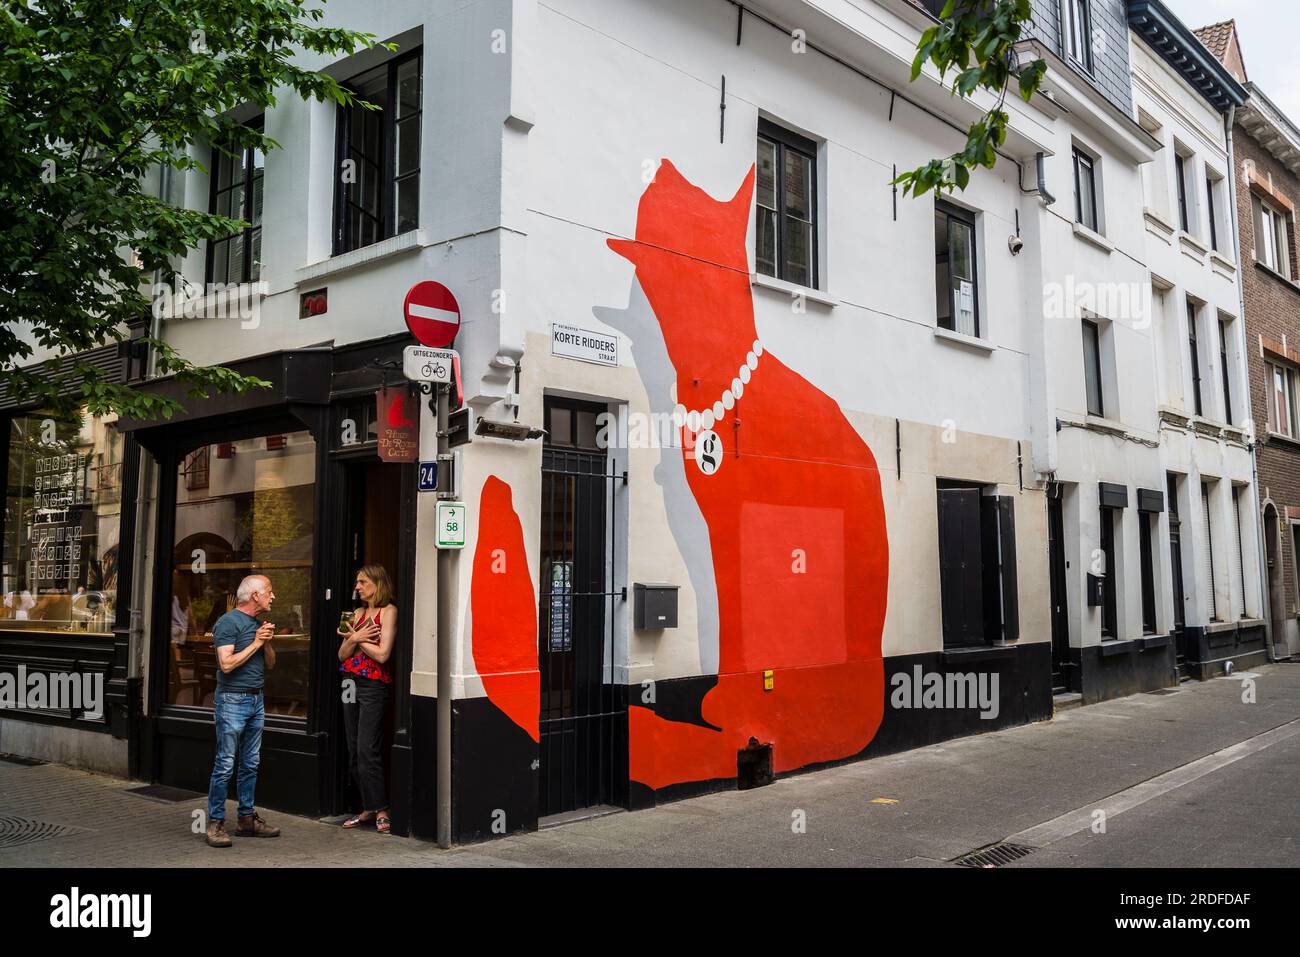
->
[[0, 0, 1291, 845]]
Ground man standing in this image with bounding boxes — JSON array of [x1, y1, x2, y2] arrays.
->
[[205, 574, 282, 847]]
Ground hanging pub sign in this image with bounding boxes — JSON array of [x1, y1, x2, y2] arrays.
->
[[376, 386, 419, 463]]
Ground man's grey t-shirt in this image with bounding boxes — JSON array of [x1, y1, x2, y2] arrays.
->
[[213, 609, 264, 692]]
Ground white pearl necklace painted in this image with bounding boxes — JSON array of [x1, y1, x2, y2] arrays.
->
[[673, 339, 763, 433]]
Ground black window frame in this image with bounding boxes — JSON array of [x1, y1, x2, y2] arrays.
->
[[1187, 300, 1203, 416], [1081, 318, 1104, 417], [1206, 174, 1219, 251], [1218, 317, 1233, 423], [1167, 472, 1185, 632], [934, 200, 981, 337], [332, 48, 423, 257], [206, 116, 265, 285], [1174, 151, 1189, 232], [1073, 147, 1099, 232], [1066, 0, 1094, 74], [755, 118, 819, 289]]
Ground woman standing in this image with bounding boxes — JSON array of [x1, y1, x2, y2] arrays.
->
[[337, 564, 396, 833]]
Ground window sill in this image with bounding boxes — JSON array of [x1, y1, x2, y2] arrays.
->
[[1143, 207, 1175, 243], [1265, 430, 1300, 450], [1083, 413, 1128, 436], [1072, 222, 1114, 253], [749, 272, 838, 308], [1253, 258, 1300, 296], [1178, 231, 1209, 263], [296, 229, 427, 286], [1208, 250, 1237, 278], [933, 326, 995, 353]]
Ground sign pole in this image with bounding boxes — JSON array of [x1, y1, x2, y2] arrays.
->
[[436, 381, 453, 849]]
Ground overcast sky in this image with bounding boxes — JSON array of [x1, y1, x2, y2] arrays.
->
[[1162, 0, 1299, 122]]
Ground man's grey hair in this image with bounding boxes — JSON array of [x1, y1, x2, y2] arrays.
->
[[236, 575, 268, 605]]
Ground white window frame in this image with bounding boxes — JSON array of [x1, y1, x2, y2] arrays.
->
[[1063, 0, 1094, 73], [1254, 195, 1292, 279], [1267, 361, 1298, 438]]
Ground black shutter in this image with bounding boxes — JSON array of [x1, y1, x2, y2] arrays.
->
[[938, 488, 984, 648], [998, 496, 1019, 641]]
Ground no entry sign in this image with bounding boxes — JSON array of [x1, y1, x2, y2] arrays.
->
[[404, 281, 461, 348]]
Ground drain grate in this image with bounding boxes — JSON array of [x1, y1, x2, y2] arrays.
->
[[952, 841, 1037, 868], [1146, 688, 1182, 696], [0, 816, 85, 850], [124, 784, 203, 804]]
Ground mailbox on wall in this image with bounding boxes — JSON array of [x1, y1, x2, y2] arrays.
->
[[634, 583, 679, 630], [1086, 573, 1105, 607]]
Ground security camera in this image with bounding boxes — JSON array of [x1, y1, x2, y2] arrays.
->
[[1008, 234, 1024, 256]]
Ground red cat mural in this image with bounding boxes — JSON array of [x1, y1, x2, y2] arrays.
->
[[608, 160, 889, 790]]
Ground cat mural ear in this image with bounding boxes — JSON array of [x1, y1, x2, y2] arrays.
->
[[729, 164, 757, 217]]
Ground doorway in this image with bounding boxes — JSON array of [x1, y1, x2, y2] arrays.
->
[[537, 397, 628, 818], [1047, 485, 1070, 692], [334, 458, 402, 816]]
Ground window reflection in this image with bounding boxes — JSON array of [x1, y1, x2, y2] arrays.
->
[[2, 409, 123, 635], [168, 430, 315, 717]]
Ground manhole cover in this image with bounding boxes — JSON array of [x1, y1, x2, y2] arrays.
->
[[0, 816, 86, 850], [124, 784, 203, 804], [951, 841, 1037, 868]]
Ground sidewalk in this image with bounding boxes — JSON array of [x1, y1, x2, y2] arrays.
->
[[3, 662, 1298, 867]]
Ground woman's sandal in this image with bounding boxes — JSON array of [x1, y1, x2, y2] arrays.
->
[[342, 811, 376, 829], [376, 812, 391, 834]]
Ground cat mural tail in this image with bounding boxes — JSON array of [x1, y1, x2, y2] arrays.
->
[[608, 159, 889, 792]]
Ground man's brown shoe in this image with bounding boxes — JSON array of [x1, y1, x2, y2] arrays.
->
[[236, 812, 281, 838], [205, 819, 232, 848]]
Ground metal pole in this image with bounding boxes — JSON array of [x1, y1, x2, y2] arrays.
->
[[436, 382, 453, 848]]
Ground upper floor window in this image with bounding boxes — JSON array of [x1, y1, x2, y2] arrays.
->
[[1082, 318, 1105, 416], [334, 51, 422, 255], [1205, 172, 1222, 252], [934, 201, 979, 337], [208, 118, 264, 284], [1074, 147, 1099, 232], [1064, 0, 1094, 73], [1186, 300, 1204, 416], [1173, 149, 1190, 232], [756, 119, 817, 289], [1267, 361, 1298, 438], [1253, 194, 1292, 279]]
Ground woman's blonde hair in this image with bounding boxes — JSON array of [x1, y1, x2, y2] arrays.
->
[[357, 564, 395, 608]]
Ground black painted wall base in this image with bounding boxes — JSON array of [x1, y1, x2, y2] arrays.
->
[[630, 643, 1055, 811], [1071, 636, 1176, 705], [448, 696, 538, 844], [1182, 623, 1269, 680]]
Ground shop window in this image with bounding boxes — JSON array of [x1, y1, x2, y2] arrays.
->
[[1099, 505, 1118, 638], [167, 430, 316, 717], [1, 408, 123, 635], [334, 51, 422, 255], [756, 119, 818, 288], [1139, 510, 1156, 635], [936, 482, 1018, 648]]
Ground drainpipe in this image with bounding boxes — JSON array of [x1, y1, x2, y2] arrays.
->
[[1036, 152, 1057, 206], [1224, 105, 1276, 660]]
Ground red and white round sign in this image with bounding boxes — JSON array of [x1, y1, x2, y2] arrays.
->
[[403, 281, 461, 348]]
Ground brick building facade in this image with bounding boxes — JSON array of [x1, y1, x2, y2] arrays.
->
[[1201, 21, 1300, 657]]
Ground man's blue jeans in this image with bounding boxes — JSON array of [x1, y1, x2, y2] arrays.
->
[[208, 689, 264, 822]]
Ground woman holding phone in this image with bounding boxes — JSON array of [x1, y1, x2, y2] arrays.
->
[[337, 564, 397, 833]]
